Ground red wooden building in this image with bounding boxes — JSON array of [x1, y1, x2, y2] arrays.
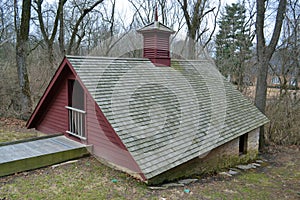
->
[[27, 18, 268, 184]]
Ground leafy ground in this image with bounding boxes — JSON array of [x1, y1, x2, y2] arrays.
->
[[0, 118, 299, 199], [0, 118, 44, 143]]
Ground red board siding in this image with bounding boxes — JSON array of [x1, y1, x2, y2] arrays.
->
[[36, 78, 69, 134], [28, 59, 144, 179], [142, 32, 171, 66], [34, 64, 76, 134], [85, 96, 142, 175]]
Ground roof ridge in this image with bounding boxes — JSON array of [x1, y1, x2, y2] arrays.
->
[[66, 55, 150, 61]]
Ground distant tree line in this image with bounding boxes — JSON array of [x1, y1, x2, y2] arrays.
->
[[0, 0, 299, 148]]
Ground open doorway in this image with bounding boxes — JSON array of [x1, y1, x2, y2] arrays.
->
[[239, 133, 248, 155], [66, 79, 86, 140], [68, 80, 84, 110]]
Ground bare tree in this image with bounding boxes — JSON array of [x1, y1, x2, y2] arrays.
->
[[269, 50, 291, 96], [65, 0, 104, 55], [128, 0, 184, 30], [0, 0, 16, 63], [0, 1, 15, 48], [269, 0, 300, 97], [33, 0, 104, 62], [255, 0, 287, 149], [58, 0, 65, 55], [97, 0, 117, 55], [33, 0, 67, 67], [285, 0, 300, 93], [128, 0, 174, 25], [14, 0, 32, 118], [128, 0, 155, 26], [177, 0, 220, 59]]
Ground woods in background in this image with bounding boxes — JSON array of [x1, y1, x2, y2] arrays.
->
[[0, 0, 299, 146]]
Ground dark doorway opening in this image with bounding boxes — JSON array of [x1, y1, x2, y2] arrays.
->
[[239, 133, 248, 155], [67, 79, 86, 139], [68, 80, 84, 110]]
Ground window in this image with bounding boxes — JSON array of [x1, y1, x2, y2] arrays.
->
[[290, 78, 297, 87], [271, 77, 280, 85]]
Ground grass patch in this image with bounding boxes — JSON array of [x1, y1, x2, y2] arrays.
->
[[1, 149, 299, 199], [0, 117, 44, 143], [0, 157, 149, 199], [198, 177, 272, 200], [0, 130, 42, 143], [0, 119, 299, 199], [239, 172, 273, 187]]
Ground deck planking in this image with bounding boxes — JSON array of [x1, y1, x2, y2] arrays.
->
[[0, 136, 90, 176]]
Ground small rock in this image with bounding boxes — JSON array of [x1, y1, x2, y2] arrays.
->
[[223, 189, 238, 194], [236, 164, 249, 170], [252, 163, 261, 167], [148, 186, 167, 190], [236, 164, 256, 170], [22, 172, 29, 176], [178, 178, 198, 185], [256, 160, 264, 163], [132, 188, 136, 194], [162, 183, 185, 188], [228, 169, 239, 175], [51, 160, 78, 169], [230, 168, 241, 172], [251, 164, 257, 169], [219, 172, 232, 177]]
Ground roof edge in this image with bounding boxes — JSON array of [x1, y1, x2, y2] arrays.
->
[[66, 55, 150, 62], [26, 57, 75, 128], [137, 21, 175, 34]]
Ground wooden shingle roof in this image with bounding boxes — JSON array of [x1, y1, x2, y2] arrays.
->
[[67, 55, 269, 179]]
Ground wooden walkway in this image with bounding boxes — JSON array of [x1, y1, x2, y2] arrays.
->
[[0, 135, 90, 176]]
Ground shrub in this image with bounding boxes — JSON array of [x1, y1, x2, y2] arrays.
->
[[265, 94, 300, 145]]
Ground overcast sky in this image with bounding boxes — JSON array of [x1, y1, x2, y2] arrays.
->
[[115, 0, 238, 24]]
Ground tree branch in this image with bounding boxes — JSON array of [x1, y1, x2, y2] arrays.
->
[[266, 0, 287, 57], [67, 0, 104, 54]]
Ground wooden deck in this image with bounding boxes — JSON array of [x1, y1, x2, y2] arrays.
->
[[0, 135, 90, 177]]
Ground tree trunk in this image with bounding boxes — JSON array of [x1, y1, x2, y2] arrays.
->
[[296, 67, 300, 96], [48, 43, 55, 70], [16, 40, 32, 117], [58, 1, 65, 56], [15, 0, 32, 119], [255, 0, 287, 151], [255, 58, 269, 114], [255, 58, 269, 149], [187, 34, 196, 59], [177, 0, 218, 60]]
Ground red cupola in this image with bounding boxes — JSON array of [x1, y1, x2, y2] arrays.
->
[[137, 10, 175, 67]]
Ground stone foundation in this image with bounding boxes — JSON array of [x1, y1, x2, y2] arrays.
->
[[148, 128, 260, 185], [247, 128, 260, 153]]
